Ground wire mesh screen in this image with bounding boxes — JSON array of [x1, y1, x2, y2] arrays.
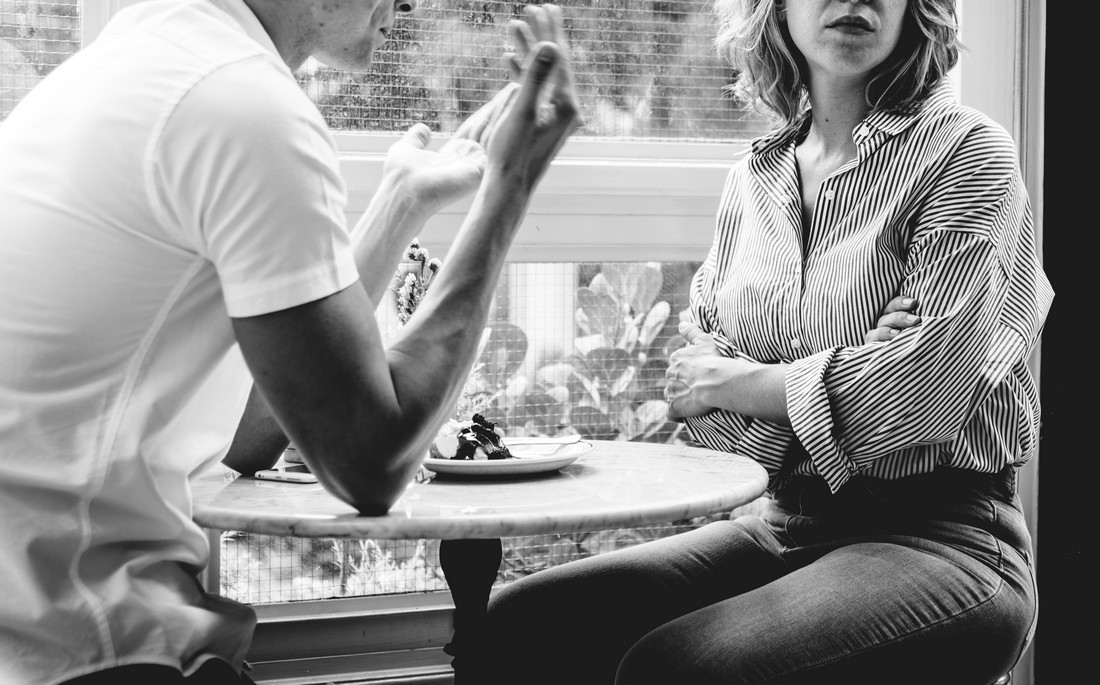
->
[[219, 260, 771, 605], [0, 0, 80, 121], [0, 1, 769, 140], [300, 0, 769, 141], [218, 507, 770, 605], [381, 260, 703, 442]]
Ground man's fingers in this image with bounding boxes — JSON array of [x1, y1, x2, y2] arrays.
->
[[478, 84, 520, 150], [400, 123, 432, 150], [545, 4, 567, 46], [455, 83, 519, 145], [501, 52, 523, 83], [504, 4, 578, 133], [524, 4, 552, 41], [452, 103, 489, 142], [513, 43, 559, 116], [507, 18, 535, 61]]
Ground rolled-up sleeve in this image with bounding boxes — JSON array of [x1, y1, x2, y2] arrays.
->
[[785, 124, 1052, 492]]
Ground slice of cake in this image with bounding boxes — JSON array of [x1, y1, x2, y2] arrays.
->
[[430, 413, 514, 461]]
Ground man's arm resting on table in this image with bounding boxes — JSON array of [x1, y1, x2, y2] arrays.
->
[[221, 173, 443, 479], [223, 387, 290, 476], [223, 17, 579, 515], [222, 78, 512, 479], [228, 175, 531, 515]]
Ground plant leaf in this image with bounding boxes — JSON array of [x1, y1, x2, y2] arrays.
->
[[585, 347, 635, 391], [638, 300, 670, 349], [576, 287, 622, 340], [478, 322, 527, 387], [569, 405, 618, 440], [600, 263, 663, 317]]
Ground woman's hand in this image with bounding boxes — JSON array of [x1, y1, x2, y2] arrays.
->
[[666, 295, 922, 423], [665, 321, 728, 420], [865, 295, 921, 343]]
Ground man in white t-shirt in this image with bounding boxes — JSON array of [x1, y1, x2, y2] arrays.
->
[[0, 0, 579, 682]]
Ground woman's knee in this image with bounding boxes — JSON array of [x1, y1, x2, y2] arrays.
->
[[616, 621, 743, 685], [616, 630, 676, 685]]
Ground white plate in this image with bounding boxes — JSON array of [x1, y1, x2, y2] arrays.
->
[[501, 434, 583, 455], [422, 439, 593, 477]]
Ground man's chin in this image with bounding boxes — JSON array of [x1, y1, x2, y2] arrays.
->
[[313, 50, 375, 73]]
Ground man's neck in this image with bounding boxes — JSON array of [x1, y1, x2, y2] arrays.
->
[[241, 0, 314, 70]]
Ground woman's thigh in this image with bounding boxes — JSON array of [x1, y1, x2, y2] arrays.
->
[[478, 518, 787, 685], [616, 535, 1033, 685]]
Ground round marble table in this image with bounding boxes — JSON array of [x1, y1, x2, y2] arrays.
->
[[191, 440, 768, 682]]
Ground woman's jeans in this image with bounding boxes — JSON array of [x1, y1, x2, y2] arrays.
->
[[60, 660, 254, 684], [478, 467, 1036, 685]]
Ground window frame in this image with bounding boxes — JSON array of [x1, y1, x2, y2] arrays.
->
[[337, 135, 739, 263], [78, 2, 1045, 682]]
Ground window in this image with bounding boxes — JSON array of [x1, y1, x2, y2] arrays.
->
[[302, 1, 767, 141], [0, 0, 81, 120]]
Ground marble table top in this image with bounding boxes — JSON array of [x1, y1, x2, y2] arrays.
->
[[190, 440, 768, 539]]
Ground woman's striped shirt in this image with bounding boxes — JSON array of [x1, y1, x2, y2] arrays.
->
[[684, 82, 1054, 494]]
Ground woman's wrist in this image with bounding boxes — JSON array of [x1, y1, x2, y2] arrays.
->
[[740, 361, 790, 425], [712, 358, 790, 425]]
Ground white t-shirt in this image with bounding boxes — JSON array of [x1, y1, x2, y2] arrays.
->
[[0, 0, 359, 681]]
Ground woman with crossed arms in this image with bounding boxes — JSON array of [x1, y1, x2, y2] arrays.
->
[[478, 1, 1051, 683]]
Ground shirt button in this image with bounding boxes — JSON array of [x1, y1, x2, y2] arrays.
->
[[857, 124, 870, 137], [824, 189, 836, 201], [790, 338, 802, 350]]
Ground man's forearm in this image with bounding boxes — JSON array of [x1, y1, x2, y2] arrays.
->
[[351, 176, 432, 304], [222, 177, 425, 474], [222, 385, 291, 474], [384, 173, 532, 436]]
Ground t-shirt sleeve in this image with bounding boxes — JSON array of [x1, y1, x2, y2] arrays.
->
[[149, 55, 359, 317]]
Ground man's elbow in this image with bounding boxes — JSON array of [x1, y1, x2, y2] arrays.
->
[[222, 445, 280, 476], [311, 446, 423, 516]]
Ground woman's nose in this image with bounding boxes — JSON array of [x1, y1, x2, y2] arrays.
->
[[394, 0, 417, 14]]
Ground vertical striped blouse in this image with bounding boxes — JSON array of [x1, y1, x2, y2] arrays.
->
[[685, 81, 1054, 494]]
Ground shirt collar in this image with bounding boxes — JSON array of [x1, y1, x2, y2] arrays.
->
[[859, 79, 958, 140], [206, 0, 285, 68], [750, 79, 959, 155]]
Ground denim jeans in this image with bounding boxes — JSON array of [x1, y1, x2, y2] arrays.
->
[[60, 659, 255, 685], [479, 467, 1036, 685]]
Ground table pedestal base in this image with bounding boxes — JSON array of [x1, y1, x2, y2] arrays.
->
[[440, 537, 503, 684]]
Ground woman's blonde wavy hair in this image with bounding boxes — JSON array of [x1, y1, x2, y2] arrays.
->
[[714, 0, 962, 131]]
